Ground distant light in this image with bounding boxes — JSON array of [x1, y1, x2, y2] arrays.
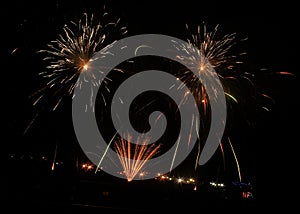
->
[[82, 163, 93, 170], [210, 182, 217, 186]]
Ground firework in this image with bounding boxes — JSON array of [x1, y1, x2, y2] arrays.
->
[[173, 22, 253, 181], [228, 137, 241, 182], [176, 23, 247, 105], [114, 134, 161, 182], [33, 12, 127, 111]]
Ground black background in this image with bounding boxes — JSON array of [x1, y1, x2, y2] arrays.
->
[[1, 0, 299, 207]]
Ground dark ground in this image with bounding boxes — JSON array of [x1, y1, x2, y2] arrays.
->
[[2, 153, 256, 213]]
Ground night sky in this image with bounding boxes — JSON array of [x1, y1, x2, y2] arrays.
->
[[1, 0, 299, 208]]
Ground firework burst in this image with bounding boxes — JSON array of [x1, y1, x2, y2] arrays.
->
[[173, 22, 260, 182], [33, 12, 127, 111], [114, 134, 161, 182], [175, 23, 247, 106]]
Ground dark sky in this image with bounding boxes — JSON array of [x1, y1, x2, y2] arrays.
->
[[1, 0, 298, 187]]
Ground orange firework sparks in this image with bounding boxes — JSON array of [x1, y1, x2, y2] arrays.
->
[[114, 135, 161, 182], [34, 12, 127, 111]]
